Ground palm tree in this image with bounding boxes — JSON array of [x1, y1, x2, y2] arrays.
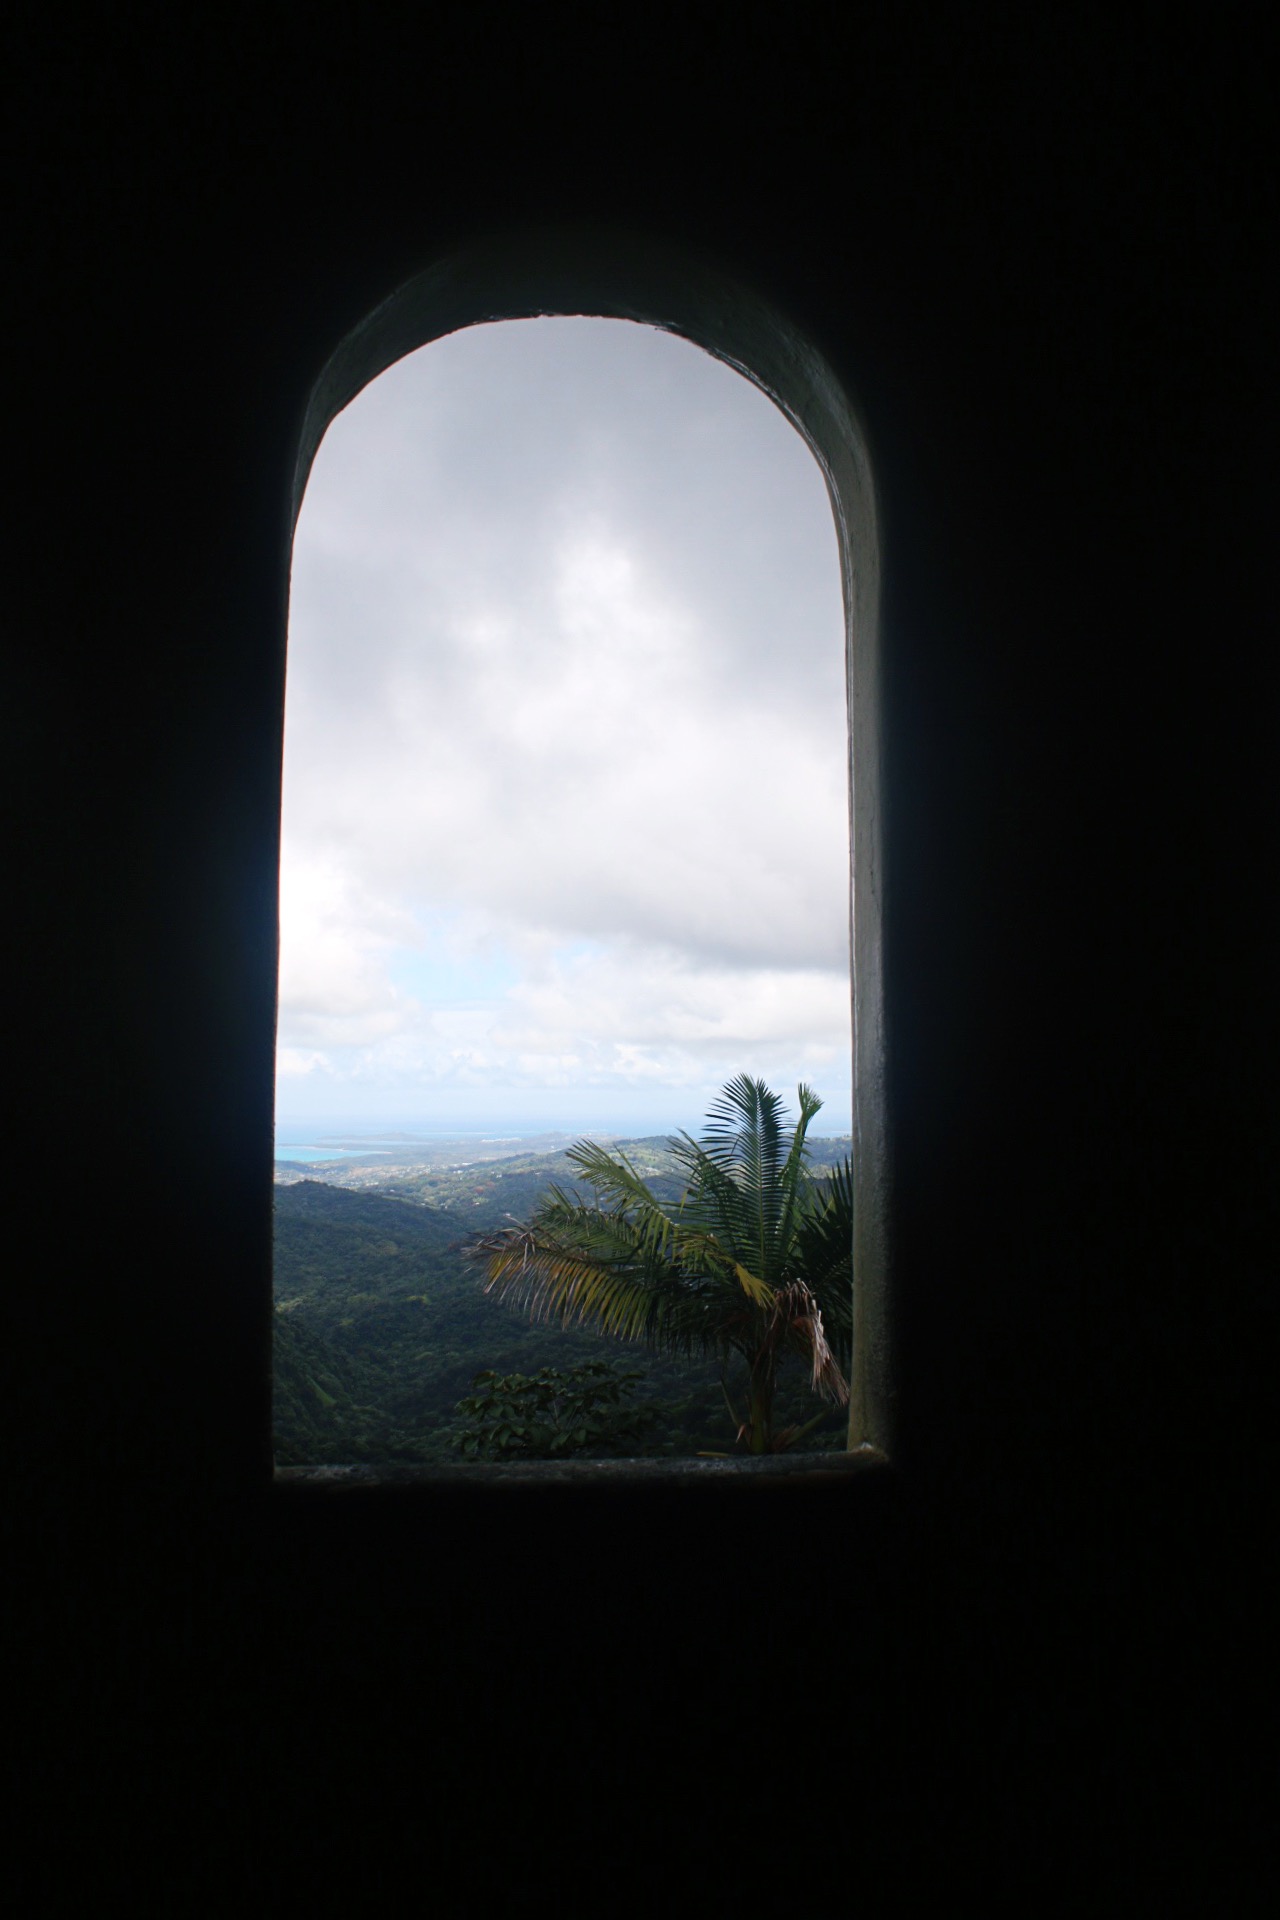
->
[[467, 1075, 853, 1454]]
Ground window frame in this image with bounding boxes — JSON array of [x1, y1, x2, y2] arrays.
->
[[278, 225, 890, 1478]]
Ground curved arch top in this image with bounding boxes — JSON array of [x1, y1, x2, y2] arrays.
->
[[288, 225, 891, 1457]]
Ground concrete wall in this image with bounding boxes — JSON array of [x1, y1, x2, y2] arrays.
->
[[8, 12, 1273, 1904]]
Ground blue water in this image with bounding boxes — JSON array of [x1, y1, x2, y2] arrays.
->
[[273, 1129, 534, 1164], [274, 1119, 852, 1165], [274, 1143, 395, 1164]]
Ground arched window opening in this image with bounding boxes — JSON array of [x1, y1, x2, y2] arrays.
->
[[274, 232, 887, 1477]]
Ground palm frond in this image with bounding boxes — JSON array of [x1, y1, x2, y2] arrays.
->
[[679, 1078, 827, 1288], [467, 1193, 773, 1357], [728, 1260, 776, 1309], [772, 1082, 824, 1273], [702, 1077, 786, 1273], [559, 1155, 774, 1306], [462, 1081, 854, 1453], [668, 1131, 757, 1255], [790, 1154, 854, 1359], [473, 1226, 685, 1348], [769, 1280, 850, 1406]]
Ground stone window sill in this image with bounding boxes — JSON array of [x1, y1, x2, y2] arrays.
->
[[274, 1446, 888, 1490]]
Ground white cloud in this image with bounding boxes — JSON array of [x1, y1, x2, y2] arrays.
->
[[276, 850, 423, 1046], [279, 318, 849, 1125], [275, 1046, 334, 1080]]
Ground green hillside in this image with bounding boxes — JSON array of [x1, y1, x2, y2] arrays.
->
[[272, 1139, 853, 1467], [366, 1135, 686, 1216]]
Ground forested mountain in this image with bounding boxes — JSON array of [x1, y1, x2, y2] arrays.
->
[[272, 1138, 853, 1466]]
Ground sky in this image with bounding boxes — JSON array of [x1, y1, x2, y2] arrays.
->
[[277, 317, 851, 1139]]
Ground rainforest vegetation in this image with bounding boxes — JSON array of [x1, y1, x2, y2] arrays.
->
[[273, 1090, 853, 1467]]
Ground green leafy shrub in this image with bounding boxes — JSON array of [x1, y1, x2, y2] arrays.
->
[[450, 1360, 665, 1461]]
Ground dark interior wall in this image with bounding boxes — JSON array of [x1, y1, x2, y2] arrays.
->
[[9, 13, 1273, 1902]]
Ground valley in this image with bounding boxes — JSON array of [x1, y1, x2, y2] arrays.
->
[[273, 1131, 853, 1467]]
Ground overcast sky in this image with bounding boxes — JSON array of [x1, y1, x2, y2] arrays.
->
[[277, 317, 851, 1138]]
